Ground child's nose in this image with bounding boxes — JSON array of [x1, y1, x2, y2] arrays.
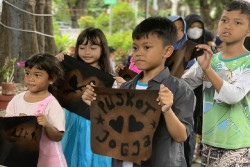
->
[[134, 49, 143, 57], [85, 47, 91, 54], [225, 22, 232, 30], [28, 75, 35, 81]]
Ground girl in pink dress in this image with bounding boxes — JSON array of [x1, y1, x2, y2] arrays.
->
[[6, 53, 67, 167]]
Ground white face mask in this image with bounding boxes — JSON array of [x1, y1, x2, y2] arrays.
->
[[187, 27, 203, 40]]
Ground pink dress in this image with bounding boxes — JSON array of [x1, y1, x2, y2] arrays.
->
[[34, 95, 67, 167], [6, 92, 67, 166]]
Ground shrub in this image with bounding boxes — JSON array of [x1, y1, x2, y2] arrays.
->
[[78, 15, 96, 30], [55, 34, 76, 53]]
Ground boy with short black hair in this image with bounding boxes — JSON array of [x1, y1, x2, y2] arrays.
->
[[182, 1, 250, 166], [83, 16, 195, 167]]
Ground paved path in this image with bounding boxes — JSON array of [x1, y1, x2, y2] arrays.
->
[[192, 162, 201, 167]]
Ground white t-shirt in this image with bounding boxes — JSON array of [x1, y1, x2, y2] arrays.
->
[[5, 91, 65, 132]]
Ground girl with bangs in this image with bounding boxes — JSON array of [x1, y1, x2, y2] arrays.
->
[[57, 27, 113, 167]]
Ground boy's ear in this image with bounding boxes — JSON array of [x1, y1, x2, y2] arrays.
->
[[163, 45, 174, 59]]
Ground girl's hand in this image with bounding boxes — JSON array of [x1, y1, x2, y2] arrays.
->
[[195, 44, 213, 72], [56, 51, 68, 61], [156, 84, 173, 113], [113, 76, 126, 88], [82, 82, 96, 106], [19, 113, 27, 116], [37, 113, 49, 128], [115, 64, 125, 74]]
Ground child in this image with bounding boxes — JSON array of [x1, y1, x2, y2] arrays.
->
[[5, 53, 67, 167], [185, 14, 206, 70], [168, 15, 198, 167], [182, 1, 250, 166], [167, 15, 196, 78], [168, 15, 188, 50], [185, 14, 206, 44], [57, 27, 113, 167], [83, 17, 196, 167], [68, 45, 75, 57], [109, 46, 116, 71]]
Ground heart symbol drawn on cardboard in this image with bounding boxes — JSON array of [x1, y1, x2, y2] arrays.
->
[[109, 116, 124, 134], [128, 115, 144, 132]]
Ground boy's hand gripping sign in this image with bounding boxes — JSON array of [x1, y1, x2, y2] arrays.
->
[[90, 88, 161, 165]]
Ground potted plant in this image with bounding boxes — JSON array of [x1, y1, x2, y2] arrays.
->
[[0, 57, 18, 110], [0, 57, 17, 96]]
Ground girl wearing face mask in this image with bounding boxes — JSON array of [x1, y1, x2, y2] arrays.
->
[[185, 14, 206, 44], [184, 13, 207, 167]]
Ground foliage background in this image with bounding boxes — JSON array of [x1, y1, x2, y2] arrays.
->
[[52, 0, 232, 65], [0, 0, 233, 83]]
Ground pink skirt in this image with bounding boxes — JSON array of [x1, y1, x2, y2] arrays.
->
[[37, 130, 67, 167]]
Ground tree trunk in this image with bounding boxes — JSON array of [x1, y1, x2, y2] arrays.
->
[[36, 0, 45, 53], [44, 0, 57, 55], [199, 0, 230, 33], [22, 0, 39, 58], [67, 0, 88, 29], [199, 0, 214, 31], [70, 8, 79, 28], [0, 0, 57, 83], [170, 0, 179, 16]]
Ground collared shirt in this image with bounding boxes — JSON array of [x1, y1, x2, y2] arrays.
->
[[112, 68, 195, 167]]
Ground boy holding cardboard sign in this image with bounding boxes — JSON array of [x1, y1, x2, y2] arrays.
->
[[83, 17, 196, 167]]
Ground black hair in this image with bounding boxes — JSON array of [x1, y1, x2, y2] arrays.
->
[[185, 14, 204, 30], [109, 46, 116, 54], [75, 27, 113, 73], [25, 53, 64, 95], [225, 1, 250, 23], [185, 13, 206, 44], [204, 29, 215, 43], [132, 16, 177, 46], [244, 36, 250, 50]]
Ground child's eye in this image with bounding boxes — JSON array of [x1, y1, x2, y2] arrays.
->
[[144, 46, 151, 50], [177, 28, 184, 32], [25, 72, 30, 76], [235, 21, 241, 25], [220, 19, 227, 23], [35, 73, 41, 77], [132, 46, 138, 51]]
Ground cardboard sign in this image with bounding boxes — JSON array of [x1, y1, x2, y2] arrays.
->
[[165, 40, 197, 78], [57, 55, 115, 119], [0, 116, 42, 167], [118, 67, 138, 81], [90, 88, 161, 165]]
